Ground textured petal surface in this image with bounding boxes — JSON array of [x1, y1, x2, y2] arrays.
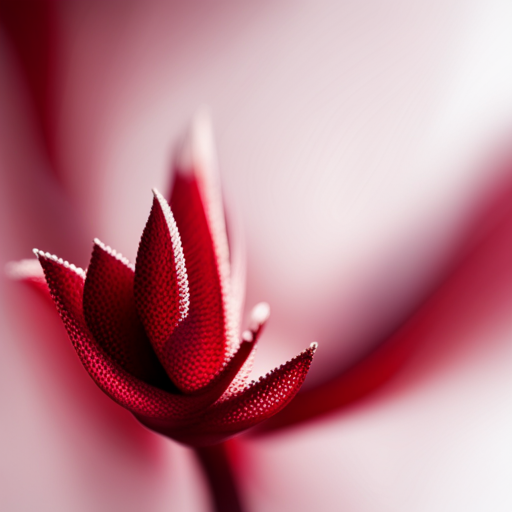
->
[[191, 338, 256, 400], [161, 344, 317, 446], [166, 116, 233, 393], [83, 240, 173, 390], [35, 251, 205, 421], [134, 189, 189, 379]]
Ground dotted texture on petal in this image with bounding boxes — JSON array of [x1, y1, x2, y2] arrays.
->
[[83, 241, 174, 390], [168, 345, 316, 446], [134, 191, 189, 380], [37, 253, 204, 421], [190, 339, 256, 401], [168, 174, 228, 393], [205, 345, 315, 429]]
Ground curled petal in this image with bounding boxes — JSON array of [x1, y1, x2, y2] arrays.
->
[[35, 251, 211, 421], [84, 240, 173, 390], [134, 189, 189, 378]]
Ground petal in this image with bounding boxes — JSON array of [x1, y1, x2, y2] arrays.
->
[[167, 112, 233, 393], [192, 336, 256, 400], [35, 250, 204, 421], [134, 336, 259, 441], [167, 343, 317, 446], [83, 239, 173, 390], [134, 189, 189, 375]]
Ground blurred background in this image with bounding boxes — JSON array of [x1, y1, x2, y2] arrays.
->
[[1, 1, 512, 511]]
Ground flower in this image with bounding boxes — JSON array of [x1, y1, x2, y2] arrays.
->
[[29, 114, 316, 447], [2, 1, 512, 511]]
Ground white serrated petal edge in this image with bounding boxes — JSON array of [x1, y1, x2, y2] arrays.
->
[[33, 249, 86, 278], [93, 238, 135, 270], [152, 188, 190, 320]]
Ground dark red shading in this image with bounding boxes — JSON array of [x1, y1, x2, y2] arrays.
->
[[0, 0, 58, 170], [134, 190, 189, 384], [196, 443, 245, 512], [84, 241, 173, 390]]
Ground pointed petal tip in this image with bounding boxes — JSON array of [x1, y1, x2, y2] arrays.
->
[[134, 185, 190, 358], [151, 187, 163, 200], [92, 238, 133, 269], [149, 187, 168, 215], [145, 190, 189, 316], [175, 108, 217, 178], [151, 189, 174, 223], [251, 341, 316, 387]]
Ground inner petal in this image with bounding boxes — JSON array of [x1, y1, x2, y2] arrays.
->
[[167, 172, 228, 393], [84, 239, 174, 391]]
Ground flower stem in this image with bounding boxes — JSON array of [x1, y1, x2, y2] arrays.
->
[[195, 442, 245, 512]]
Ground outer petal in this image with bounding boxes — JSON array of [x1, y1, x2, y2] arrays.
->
[[147, 343, 317, 446], [134, 189, 189, 378], [35, 251, 205, 421], [83, 239, 173, 390], [166, 112, 233, 393]]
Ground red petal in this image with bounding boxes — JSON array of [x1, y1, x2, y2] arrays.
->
[[134, 190, 189, 378], [192, 337, 256, 400], [134, 337, 258, 441], [83, 240, 173, 390], [167, 114, 233, 393], [35, 250, 203, 421], [167, 343, 317, 446]]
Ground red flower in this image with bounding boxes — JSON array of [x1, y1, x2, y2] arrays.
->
[[31, 115, 316, 447]]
